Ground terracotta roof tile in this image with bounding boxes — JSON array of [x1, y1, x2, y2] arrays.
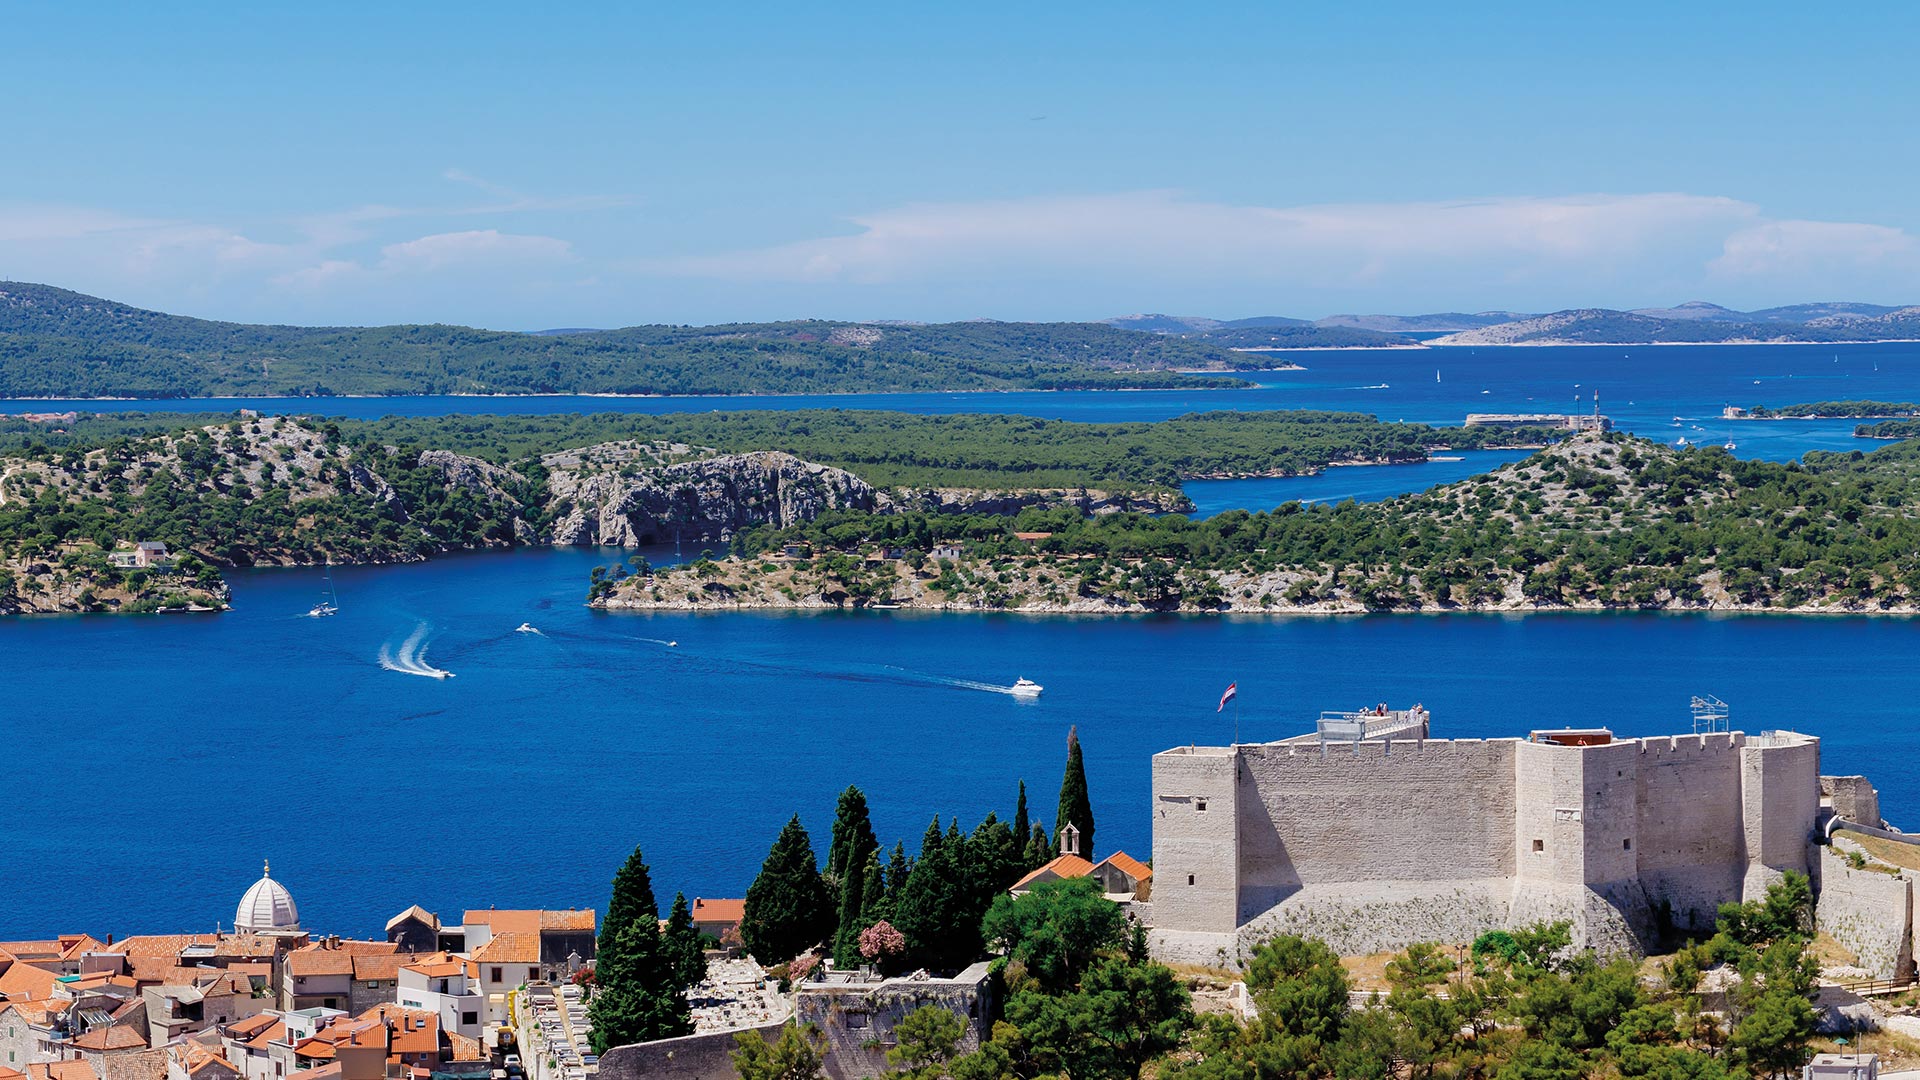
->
[[0, 960, 61, 1001], [349, 954, 407, 981], [285, 950, 353, 978], [471, 933, 540, 965], [691, 898, 744, 923], [242, 1020, 287, 1052], [1010, 854, 1095, 892], [224, 1014, 279, 1039], [1094, 851, 1152, 883], [28, 1061, 95, 1080], [384, 907, 438, 934], [461, 910, 594, 933], [70, 1024, 148, 1051], [0, 1066, 25, 1080]]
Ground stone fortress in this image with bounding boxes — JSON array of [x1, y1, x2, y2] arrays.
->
[[1148, 704, 1911, 972]]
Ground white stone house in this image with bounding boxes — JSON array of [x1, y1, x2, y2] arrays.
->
[[395, 957, 483, 1040]]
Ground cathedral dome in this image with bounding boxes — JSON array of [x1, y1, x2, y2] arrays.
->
[[235, 861, 300, 933]]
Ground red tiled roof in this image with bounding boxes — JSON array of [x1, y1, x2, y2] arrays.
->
[[461, 910, 594, 933], [28, 1062, 95, 1080], [70, 1024, 148, 1051], [471, 933, 540, 965], [224, 1013, 279, 1040], [349, 954, 407, 981], [1010, 854, 1095, 892], [285, 950, 353, 977], [691, 898, 745, 923], [0, 961, 60, 1001], [242, 1020, 287, 1052], [1094, 851, 1153, 883]]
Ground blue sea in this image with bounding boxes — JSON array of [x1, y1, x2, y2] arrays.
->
[[4, 342, 1920, 939]]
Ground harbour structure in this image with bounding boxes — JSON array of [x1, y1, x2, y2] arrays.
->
[[1149, 706, 1824, 963]]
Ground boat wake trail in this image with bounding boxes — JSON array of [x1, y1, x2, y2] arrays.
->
[[378, 623, 455, 679]]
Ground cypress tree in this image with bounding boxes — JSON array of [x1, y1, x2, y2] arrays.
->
[[741, 815, 834, 964], [858, 850, 888, 926], [1012, 781, 1030, 854], [886, 841, 912, 895], [587, 847, 691, 1052], [891, 818, 982, 972], [1055, 725, 1095, 859], [662, 892, 708, 989], [1024, 824, 1052, 869], [832, 856, 867, 968], [826, 786, 879, 882]]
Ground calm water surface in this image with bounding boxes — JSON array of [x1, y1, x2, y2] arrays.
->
[[6, 343, 1920, 936], [4, 549, 1918, 938]]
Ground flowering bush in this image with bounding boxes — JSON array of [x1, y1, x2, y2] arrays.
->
[[788, 952, 820, 982], [858, 921, 906, 961]]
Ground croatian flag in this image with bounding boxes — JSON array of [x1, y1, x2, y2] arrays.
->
[[1217, 682, 1237, 712]]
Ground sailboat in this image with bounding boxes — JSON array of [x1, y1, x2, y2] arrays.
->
[[1435, 369, 1441, 384], [307, 564, 338, 618]]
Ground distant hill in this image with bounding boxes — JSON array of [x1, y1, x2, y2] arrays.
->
[[1747, 302, 1903, 323], [1104, 312, 1410, 348], [1626, 301, 1750, 322], [1314, 312, 1535, 333], [0, 282, 1258, 398], [1429, 306, 1920, 346]]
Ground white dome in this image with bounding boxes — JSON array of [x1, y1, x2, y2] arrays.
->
[[235, 862, 300, 933]]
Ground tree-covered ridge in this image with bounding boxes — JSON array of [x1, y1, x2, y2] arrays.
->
[[0, 281, 1257, 397], [1747, 400, 1920, 418], [603, 432, 1920, 614], [0, 416, 529, 569], [1856, 419, 1920, 440], [343, 409, 1556, 491]]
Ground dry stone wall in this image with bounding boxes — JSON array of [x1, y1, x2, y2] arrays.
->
[[1818, 844, 1915, 980]]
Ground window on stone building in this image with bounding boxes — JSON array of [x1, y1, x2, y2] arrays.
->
[[1187, 875, 1195, 885], [1532, 839, 1544, 852], [491, 967, 502, 982], [527, 967, 539, 981], [463, 1012, 478, 1026], [1623, 838, 1632, 850]]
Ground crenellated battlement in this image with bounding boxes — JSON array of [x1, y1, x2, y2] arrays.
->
[[1151, 712, 1825, 960]]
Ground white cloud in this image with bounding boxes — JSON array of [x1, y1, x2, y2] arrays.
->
[[1711, 219, 1920, 279], [376, 229, 573, 272], [656, 191, 1767, 289]]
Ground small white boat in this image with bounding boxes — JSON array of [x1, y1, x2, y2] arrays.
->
[[1011, 678, 1044, 697], [1724, 441, 1738, 451], [516, 622, 538, 633], [1674, 437, 1690, 447], [307, 602, 337, 618], [430, 671, 454, 680], [667, 640, 678, 647]]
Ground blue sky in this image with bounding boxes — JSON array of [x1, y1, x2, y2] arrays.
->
[[3, 2, 1917, 328]]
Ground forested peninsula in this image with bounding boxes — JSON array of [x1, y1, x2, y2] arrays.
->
[[595, 433, 1920, 616], [0, 282, 1258, 397], [0, 409, 1520, 614]]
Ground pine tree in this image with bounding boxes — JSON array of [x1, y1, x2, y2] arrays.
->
[[826, 786, 879, 882], [662, 892, 708, 990], [892, 818, 983, 972], [587, 847, 691, 1052], [1012, 781, 1030, 854], [1055, 725, 1095, 860], [741, 815, 834, 964]]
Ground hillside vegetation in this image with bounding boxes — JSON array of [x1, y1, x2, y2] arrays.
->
[[602, 432, 1920, 614], [1432, 307, 1920, 346], [0, 282, 1255, 397], [0, 410, 1528, 612]]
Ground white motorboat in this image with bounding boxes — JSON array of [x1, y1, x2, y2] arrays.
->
[[1010, 677, 1043, 697], [307, 602, 337, 618], [516, 622, 538, 633]]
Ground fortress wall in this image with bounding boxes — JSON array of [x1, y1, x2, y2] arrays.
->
[[1233, 739, 1516, 920], [1824, 776, 1883, 827], [1816, 845, 1914, 980], [1580, 741, 1644, 886], [1151, 748, 1240, 934], [1634, 734, 1746, 932], [1741, 735, 1821, 897], [1514, 741, 1591, 886]]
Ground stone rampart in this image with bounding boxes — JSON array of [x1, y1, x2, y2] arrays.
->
[[1816, 844, 1914, 980], [1824, 776, 1884, 828], [597, 1021, 788, 1080]]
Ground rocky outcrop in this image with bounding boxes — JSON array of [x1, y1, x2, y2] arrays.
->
[[545, 451, 881, 546]]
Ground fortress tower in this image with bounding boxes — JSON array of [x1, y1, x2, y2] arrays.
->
[[1148, 712, 1820, 964]]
